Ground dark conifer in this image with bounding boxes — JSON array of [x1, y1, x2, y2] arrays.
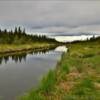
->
[[14, 27, 18, 34], [0, 27, 58, 44]]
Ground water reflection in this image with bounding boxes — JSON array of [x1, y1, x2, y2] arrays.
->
[[0, 46, 67, 100], [0, 46, 57, 65], [55, 46, 68, 52]]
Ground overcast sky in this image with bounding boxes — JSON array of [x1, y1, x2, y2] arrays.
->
[[0, 0, 100, 36]]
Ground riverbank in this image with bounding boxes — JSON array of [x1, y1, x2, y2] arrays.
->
[[0, 43, 58, 55], [20, 40, 100, 100]]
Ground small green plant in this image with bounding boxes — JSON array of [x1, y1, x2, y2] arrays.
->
[[61, 64, 70, 74]]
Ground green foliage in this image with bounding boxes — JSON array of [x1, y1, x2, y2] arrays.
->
[[73, 78, 94, 96], [61, 64, 70, 74], [62, 78, 99, 100], [19, 89, 44, 100], [62, 94, 100, 100], [0, 27, 58, 45], [40, 70, 56, 94]]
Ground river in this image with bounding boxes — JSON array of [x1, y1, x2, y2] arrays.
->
[[0, 46, 67, 100]]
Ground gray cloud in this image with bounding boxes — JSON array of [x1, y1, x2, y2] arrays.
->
[[0, 0, 100, 35]]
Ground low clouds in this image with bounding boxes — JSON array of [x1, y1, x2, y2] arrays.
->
[[0, 0, 100, 35], [28, 25, 100, 36]]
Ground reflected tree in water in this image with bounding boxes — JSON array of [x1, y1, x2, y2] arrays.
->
[[0, 46, 57, 65]]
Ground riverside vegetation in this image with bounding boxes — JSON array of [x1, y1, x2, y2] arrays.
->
[[0, 27, 58, 54], [20, 36, 100, 100]]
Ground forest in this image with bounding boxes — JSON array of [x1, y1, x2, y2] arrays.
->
[[0, 27, 58, 44]]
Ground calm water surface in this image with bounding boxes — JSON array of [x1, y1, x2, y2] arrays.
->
[[0, 46, 67, 100]]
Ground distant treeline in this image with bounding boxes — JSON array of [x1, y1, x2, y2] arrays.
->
[[0, 27, 58, 44], [70, 35, 100, 44]]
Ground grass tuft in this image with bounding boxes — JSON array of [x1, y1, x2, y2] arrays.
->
[[40, 70, 56, 94]]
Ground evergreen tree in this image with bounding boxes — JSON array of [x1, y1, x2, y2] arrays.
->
[[0, 27, 58, 44], [18, 27, 21, 34], [23, 28, 26, 34], [14, 27, 18, 34]]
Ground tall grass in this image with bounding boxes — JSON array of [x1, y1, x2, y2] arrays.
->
[[20, 89, 44, 100], [40, 70, 56, 94], [63, 78, 98, 100]]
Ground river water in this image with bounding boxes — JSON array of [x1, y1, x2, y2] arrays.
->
[[0, 46, 67, 100]]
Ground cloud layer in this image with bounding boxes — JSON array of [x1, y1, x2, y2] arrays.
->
[[0, 0, 100, 35]]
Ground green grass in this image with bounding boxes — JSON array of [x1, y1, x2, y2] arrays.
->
[[0, 43, 56, 54], [19, 70, 56, 100], [19, 40, 100, 100], [40, 70, 56, 94]]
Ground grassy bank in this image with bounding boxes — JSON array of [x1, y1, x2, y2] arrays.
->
[[0, 27, 59, 54], [0, 43, 58, 54], [19, 40, 100, 100]]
